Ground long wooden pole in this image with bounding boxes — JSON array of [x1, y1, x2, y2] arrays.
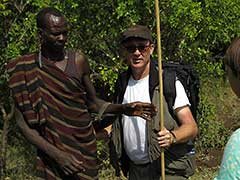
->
[[154, 0, 165, 180]]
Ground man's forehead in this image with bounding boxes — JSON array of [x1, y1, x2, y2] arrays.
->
[[123, 38, 149, 45], [50, 14, 62, 23], [45, 14, 66, 26]]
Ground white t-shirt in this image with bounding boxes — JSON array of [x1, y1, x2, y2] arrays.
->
[[122, 75, 190, 164]]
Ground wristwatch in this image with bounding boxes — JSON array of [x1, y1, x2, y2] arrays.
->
[[170, 130, 177, 144]]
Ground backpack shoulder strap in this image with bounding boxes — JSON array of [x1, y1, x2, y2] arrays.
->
[[162, 62, 177, 117], [153, 60, 177, 117]]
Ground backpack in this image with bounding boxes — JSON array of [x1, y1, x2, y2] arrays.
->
[[160, 60, 200, 155], [154, 60, 200, 122]]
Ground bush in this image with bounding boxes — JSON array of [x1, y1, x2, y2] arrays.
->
[[196, 76, 234, 151]]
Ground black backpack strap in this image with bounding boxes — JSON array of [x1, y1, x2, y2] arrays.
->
[[152, 60, 177, 118], [163, 67, 177, 117]]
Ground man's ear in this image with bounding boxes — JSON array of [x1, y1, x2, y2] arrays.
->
[[37, 29, 44, 44], [118, 44, 128, 62], [149, 43, 155, 55]]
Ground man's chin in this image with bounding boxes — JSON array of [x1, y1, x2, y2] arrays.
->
[[52, 44, 65, 50], [131, 61, 141, 65], [131, 63, 144, 69]]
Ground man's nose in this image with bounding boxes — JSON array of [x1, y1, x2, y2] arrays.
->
[[133, 48, 141, 54]]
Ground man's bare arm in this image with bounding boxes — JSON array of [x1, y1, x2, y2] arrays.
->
[[15, 108, 85, 175], [76, 53, 156, 120], [171, 106, 198, 142], [158, 106, 198, 147]]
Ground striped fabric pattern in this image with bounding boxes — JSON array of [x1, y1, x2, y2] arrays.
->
[[7, 54, 98, 180]]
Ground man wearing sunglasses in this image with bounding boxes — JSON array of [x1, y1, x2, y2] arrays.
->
[[110, 25, 198, 180]]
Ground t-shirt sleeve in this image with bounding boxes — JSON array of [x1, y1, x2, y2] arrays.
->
[[173, 79, 190, 110]]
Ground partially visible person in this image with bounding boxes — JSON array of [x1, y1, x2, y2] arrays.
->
[[7, 8, 156, 180], [214, 37, 240, 180], [110, 25, 198, 180]]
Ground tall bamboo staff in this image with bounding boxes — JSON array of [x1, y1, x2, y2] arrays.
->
[[154, 0, 165, 180]]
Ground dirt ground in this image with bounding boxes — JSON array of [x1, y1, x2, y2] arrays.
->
[[196, 148, 223, 168], [199, 82, 240, 169]]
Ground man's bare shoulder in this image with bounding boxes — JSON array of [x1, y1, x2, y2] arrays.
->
[[71, 49, 90, 74], [73, 50, 88, 63]]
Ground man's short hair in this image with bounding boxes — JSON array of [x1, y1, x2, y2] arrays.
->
[[120, 25, 153, 44], [36, 7, 64, 29]]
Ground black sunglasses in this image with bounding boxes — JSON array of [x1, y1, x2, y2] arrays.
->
[[124, 44, 151, 53]]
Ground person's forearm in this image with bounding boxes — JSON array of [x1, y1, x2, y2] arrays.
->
[[104, 103, 126, 114], [88, 97, 155, 121], [16, 109, 86, 174], [15, 109, 63, 160], [87, 97, 125, 114], [172, 106, 198, 144], [171, 123, 198, 144]]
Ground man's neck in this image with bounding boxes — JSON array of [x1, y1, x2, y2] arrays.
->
[[131, 63, 150, 80], [41, 45, 65, 61]]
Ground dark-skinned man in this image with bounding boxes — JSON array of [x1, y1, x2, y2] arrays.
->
[[6, 8, 156, 180]]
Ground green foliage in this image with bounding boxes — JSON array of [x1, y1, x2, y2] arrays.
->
[[1, 0, 240, 178], [195, 76, 238, 151], [1, 0, 240, 94], [5, 143, 39, 180], [97, 140, 117, 179], [196, 95, 230, 150], [97, 66, 119, 94], [0, 121, 40, 179]]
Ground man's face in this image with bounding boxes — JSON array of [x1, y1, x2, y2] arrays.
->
[[40, 14, 68, 49], [122, 38, 154, 70]]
